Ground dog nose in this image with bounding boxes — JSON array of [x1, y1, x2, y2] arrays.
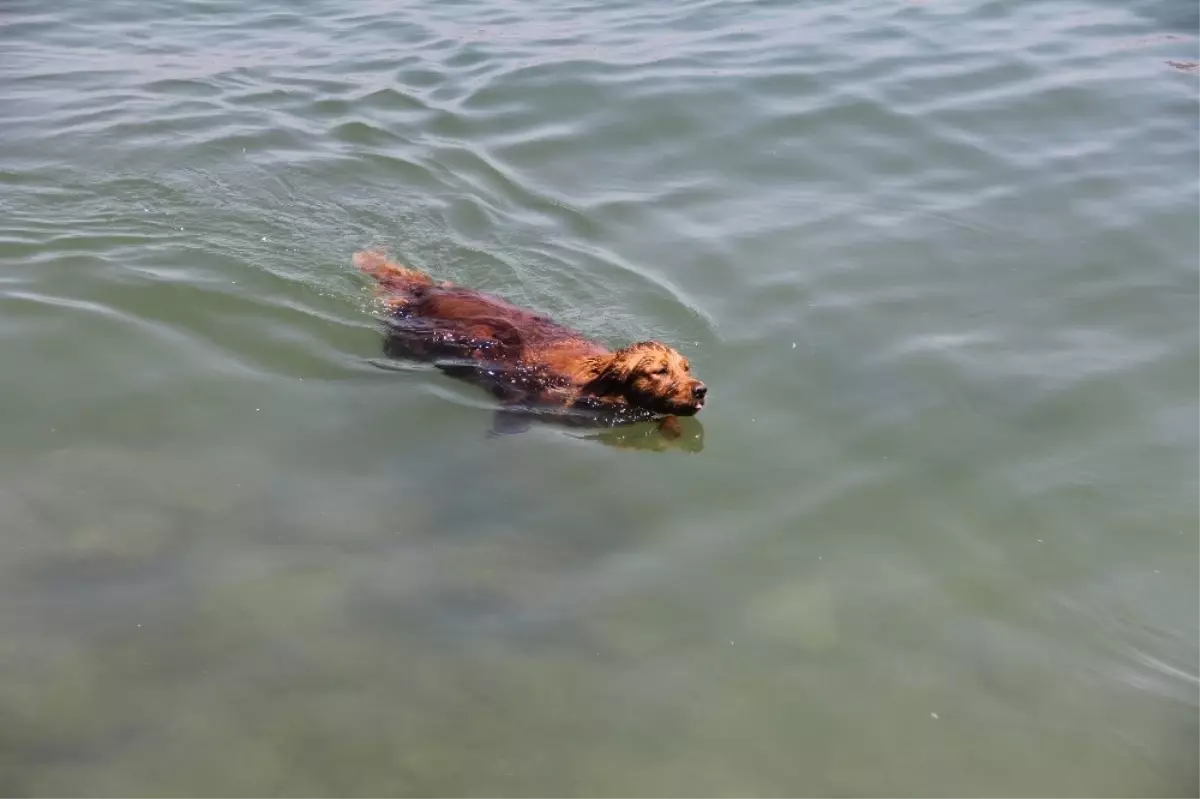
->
[[693, 383, 707, 399]]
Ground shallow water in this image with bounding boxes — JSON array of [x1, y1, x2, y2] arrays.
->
[[1, 0, 1197, 795]]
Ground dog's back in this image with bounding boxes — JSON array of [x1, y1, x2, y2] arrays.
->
[[357, 250, 597, 352]]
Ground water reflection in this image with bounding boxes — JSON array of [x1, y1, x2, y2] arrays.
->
[[573, 416, 705, 453]]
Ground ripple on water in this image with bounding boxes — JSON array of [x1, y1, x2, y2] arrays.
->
[[0, 0, 1196, 794]]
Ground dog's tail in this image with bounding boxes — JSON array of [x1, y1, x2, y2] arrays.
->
[[354, 250, 435, 292]]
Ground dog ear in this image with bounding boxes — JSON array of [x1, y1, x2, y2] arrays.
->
[[581, 342, 667, 394], [580, 350, 635, 395]]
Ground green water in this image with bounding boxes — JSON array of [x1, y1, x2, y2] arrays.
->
[[1, 0, 1197, 795]]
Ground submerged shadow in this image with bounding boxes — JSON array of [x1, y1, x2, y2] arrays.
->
[[572, 415, 706, 453], [490, 405, 706, 453]]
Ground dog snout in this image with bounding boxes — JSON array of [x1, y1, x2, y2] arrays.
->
[[692, 383, 707, 400]]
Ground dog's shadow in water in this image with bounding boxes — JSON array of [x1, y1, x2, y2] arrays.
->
[[580, 418, 706, 453], [490, 406, 705, 453]]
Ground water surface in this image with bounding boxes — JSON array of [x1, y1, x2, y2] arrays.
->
[[1, 0, 1197, 795]]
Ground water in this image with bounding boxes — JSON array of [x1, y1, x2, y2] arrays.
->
[[1, 0, 1197, 794]]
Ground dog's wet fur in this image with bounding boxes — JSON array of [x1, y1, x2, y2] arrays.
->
[[356, 250, 706, 426]]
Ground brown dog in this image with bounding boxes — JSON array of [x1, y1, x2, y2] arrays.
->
[[355, 250, 706, 426]]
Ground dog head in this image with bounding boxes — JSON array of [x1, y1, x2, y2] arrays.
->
[[583, 341, 706, 416]]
